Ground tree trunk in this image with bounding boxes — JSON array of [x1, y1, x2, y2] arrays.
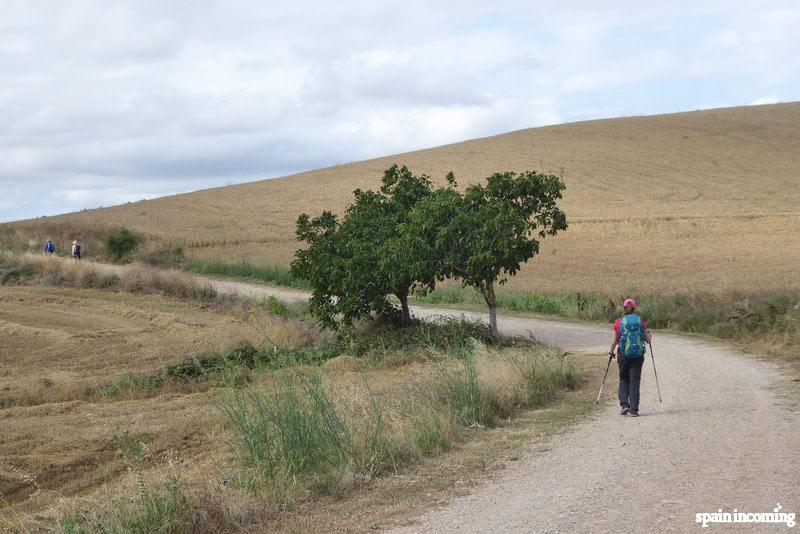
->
[[484, 281, 498, 340], [397, 289, 411, 325]]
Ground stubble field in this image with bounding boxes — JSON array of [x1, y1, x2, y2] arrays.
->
[[0, 260, 589, 531], [0, 286, 258, 524], [4, 102, 799, 296]]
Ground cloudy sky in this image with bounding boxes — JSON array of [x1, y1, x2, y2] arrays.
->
[[2, 1, 799, 222]]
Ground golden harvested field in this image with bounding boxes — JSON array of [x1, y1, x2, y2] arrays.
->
[[0, 285, 263, 408], [5, 102, 800, 294], [0, 286, 258, 523], [0, 283, 592, 530]]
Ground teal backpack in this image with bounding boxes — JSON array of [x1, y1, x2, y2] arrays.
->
[[619, 314, 646, 358]]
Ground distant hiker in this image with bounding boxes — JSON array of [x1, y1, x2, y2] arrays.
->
[[71, 240, 81, 260], [44, 240, 55, 254], [608, 298, 651, 417]]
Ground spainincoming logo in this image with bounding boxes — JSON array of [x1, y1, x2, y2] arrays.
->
[[695, 504, 795, 528]]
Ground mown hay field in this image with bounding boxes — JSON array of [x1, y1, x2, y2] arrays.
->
[[0, 280, 588, 531], [0, 286, 258, 523], [3, 102, 800, 295]]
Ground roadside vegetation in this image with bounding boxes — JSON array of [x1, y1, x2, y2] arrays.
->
[[416, 286, 800, 364], [186, 258, 310, 289], [0, 250, 584, 532], [0, 251, 218, 303]]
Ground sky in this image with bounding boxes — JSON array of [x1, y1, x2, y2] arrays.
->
[[2, 1, 799, 222]]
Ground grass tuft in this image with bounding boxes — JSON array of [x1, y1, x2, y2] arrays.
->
[[215, 370, 394, 499]]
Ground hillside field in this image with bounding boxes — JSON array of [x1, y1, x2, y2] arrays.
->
[[3, 102, 800, 296]]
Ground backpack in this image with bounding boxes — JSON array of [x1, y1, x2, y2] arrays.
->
[[619, 314, 646, 358]]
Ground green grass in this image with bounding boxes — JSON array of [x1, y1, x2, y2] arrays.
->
[[344, 317, 494, 359], [215, 370, 395, 498], [184, 258, 797, 356], [416, 286, 800, 357], [178, 258, 797, 361], [216, 342, 580, 500], [91, 340, 344, 401], [441, 357, 492, 427], [186, 259, 311, 289]]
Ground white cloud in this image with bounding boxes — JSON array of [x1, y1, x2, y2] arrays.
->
[[1, 0, 799, 222], [750, 96, 781, 106]]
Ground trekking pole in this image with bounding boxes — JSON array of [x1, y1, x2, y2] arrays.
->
[[648, 341, 662, 403], [595, 354, 614, 404]]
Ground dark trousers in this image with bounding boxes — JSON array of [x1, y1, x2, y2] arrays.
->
[[618, 356, 644, 412]]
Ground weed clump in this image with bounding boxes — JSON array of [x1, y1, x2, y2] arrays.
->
[[61, 430, 220, 533], [105, 228, 140, 261]]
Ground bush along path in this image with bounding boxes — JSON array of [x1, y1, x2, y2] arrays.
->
[[48, 260, 800, 532]]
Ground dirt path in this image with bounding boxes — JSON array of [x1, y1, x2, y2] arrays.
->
[[101, 266, 800, 531]]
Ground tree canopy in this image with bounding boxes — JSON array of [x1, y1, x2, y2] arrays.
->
[[291, 165, 435, 329], [292, 165, 567, 338], [402, 171, 567, 337]]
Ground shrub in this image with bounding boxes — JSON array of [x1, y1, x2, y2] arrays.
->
[[226, 340, 260, 368], [345, 317, 492, 359], [106, 228, 140, 261], [264, 296, 290, 317], [164, 353, 225, 381]]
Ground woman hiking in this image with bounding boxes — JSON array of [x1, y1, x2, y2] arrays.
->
[[608, 298, 651, 417]]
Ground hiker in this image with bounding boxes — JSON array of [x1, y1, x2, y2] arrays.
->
[[608, 298, 651, 417], [71, 240, 81, 260], [44, 240, 55, 255]]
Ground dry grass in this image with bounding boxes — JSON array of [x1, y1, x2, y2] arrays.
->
[[4, 102, 799, 295], [0, 285, 285, 408], [246, 352, 599, 533], [0, 286, 253, 527], [0, 284, 585, 531], [7, 253, 220, 301], [0, 284, 316, 530]]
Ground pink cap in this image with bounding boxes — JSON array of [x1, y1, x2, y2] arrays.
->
[[623, 298, 637, 308]]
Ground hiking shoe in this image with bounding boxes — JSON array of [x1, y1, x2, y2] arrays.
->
[[629, 411, 640, 417], [619, 406, 630, 416]]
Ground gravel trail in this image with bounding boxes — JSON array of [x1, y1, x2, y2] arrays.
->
[[102, 265, 800, 531]]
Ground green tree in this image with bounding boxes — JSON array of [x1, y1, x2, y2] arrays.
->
[[291, 165, 436, 329], [404, 171, 567, 339]]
